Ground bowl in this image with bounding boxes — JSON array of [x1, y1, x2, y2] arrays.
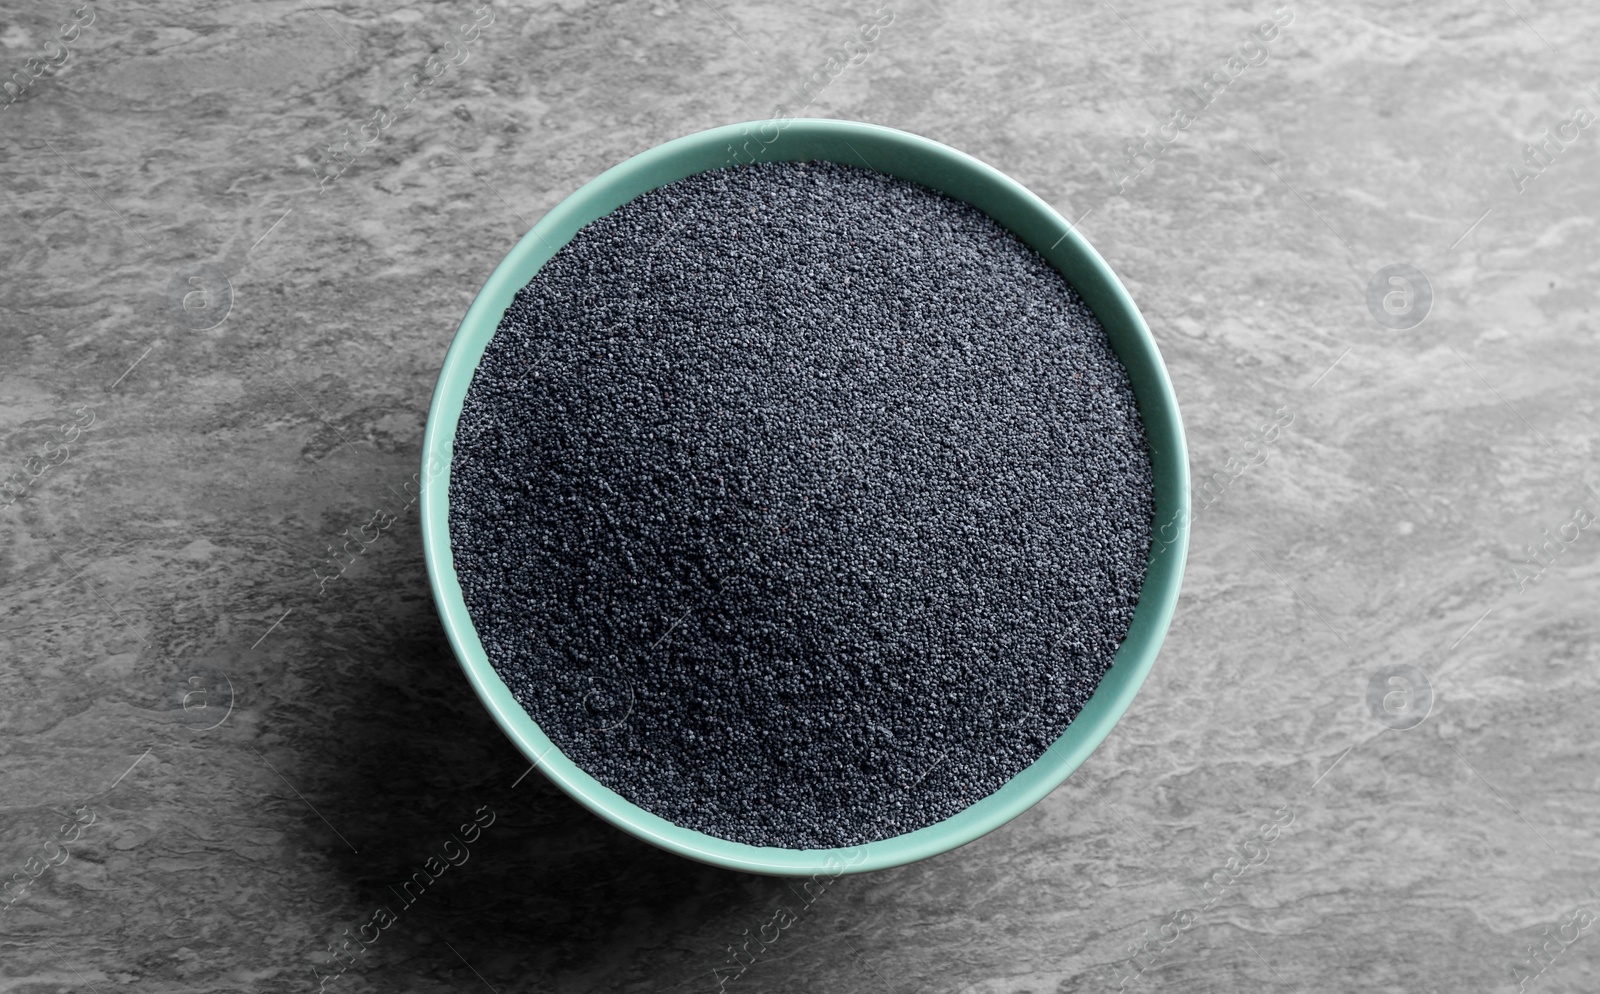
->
[[420, 119, 1189, 876]]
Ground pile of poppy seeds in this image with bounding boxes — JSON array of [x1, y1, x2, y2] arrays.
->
[[449, 160, 1155, 850]]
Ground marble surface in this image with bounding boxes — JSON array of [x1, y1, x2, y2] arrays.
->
[[2, 0, 1599, 991]]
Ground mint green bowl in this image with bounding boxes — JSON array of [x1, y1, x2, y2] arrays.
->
[[421, 119, 1189, 876]]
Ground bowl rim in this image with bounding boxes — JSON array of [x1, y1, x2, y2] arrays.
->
[[420, 118, 1190, 876]]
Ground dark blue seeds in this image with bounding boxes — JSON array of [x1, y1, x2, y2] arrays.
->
[[449, 160, 1154, 850]]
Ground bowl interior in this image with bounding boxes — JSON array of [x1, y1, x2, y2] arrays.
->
[[420, 119, 1189, 876]]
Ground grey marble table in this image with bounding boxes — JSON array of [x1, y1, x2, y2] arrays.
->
[[2, 0, 1598, 991]]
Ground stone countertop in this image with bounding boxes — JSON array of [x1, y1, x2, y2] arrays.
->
[[2, 0, 1598, 991]]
